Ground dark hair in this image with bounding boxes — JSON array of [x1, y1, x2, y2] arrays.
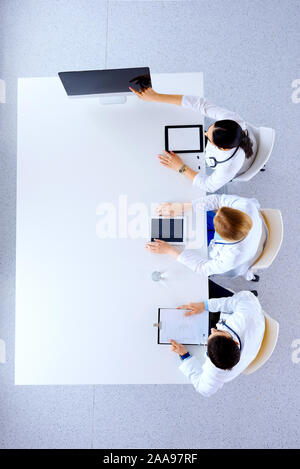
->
[[207, 334, 240, 370], [212, 119, 253, 159]]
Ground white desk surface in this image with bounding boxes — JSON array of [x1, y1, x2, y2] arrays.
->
[[16, 72, 208, 384]]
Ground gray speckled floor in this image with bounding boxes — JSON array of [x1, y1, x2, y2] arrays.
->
[[0, 0, 300, 449]]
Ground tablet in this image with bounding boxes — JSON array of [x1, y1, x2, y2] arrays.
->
[[165, 125, 204, 153], [150, 217, 185, 245]]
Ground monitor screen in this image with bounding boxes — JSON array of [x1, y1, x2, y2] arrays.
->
[[58, 67, 151, 96], [151, 218, 184, 243]]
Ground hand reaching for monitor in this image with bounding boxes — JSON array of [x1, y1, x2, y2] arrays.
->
[[129, 86, 160, 102], [177, 302, 206, 316], [158, 151, 183, 171]]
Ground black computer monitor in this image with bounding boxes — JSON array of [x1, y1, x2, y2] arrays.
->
[[58, 67, 151, 104]]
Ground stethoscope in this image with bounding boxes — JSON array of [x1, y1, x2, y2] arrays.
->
[[205, 134, 240, 168], [213, 239, 243, 246], [217, 319, 242, 351], [206, 320, 242, 356]]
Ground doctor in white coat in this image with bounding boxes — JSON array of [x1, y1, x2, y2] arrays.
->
[[145, 193, 267, 280], [130, 87, 257, 193], [170, 289, 265, 397]]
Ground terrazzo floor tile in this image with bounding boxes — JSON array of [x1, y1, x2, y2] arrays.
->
[[0, 385, 94, 449]]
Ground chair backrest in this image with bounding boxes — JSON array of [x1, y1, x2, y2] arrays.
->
[[243, 311, 279, 375], [252, 209, 283, 271], [233, 123, 275, 182]]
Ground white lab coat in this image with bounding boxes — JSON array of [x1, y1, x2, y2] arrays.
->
[[177, 193, 267, 280], [179, 291, 265, 397], [182, 96, 257, 193]]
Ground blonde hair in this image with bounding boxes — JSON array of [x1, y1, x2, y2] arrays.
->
[[214, 207, 253, 241]]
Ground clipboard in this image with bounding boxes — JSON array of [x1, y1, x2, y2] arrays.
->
[[154, 308, 208, 345], [165, 124, 204, 154]]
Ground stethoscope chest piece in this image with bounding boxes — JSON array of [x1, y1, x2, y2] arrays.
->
[[217, 319, 242, 351]]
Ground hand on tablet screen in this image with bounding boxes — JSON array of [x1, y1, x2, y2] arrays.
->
[[145, 239, 180, 257]]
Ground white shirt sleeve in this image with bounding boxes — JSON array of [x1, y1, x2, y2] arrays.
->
[[192, 193, 222, 212], [192, 163, 242, 193], [177, 248, 238, 277], [179, 356, 225, 397], [208, 291, 259, 315], [182, 96, 245, 127], [192, 193, 249, 212]]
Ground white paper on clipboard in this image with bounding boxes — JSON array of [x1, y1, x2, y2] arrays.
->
[[159, 308, 208, 345]]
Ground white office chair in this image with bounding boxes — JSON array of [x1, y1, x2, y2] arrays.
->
[[243, 311, 279, 375], [251, 209, 283, 275], [233, 123, 275, 182]]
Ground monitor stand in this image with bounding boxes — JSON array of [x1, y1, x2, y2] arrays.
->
[[99, 95, 127, 105]]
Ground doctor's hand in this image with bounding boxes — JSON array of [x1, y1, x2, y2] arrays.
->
[[177, 302, 206, 317], [129, 86, 160, 102], [170, 340, 188, 356], [145, 239, 180, 258], [156, 202, 184, 217], [158, 151, 183, 171]]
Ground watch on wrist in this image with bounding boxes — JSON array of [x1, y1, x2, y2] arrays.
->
[[179, 164, 187, 174], [180, 352, 191, 361]]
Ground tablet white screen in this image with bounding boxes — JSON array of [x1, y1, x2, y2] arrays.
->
[[168, 127, 201, 152]]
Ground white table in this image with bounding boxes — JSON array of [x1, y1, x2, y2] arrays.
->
[[16, 72, 208, 384]]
